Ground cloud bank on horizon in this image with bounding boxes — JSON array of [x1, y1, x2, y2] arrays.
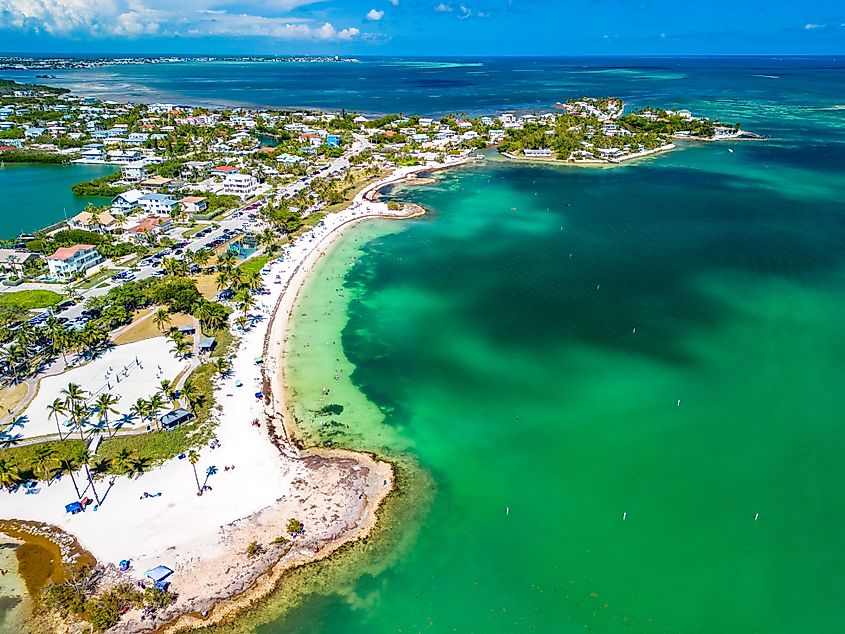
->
[[0, 0, 842, 54]]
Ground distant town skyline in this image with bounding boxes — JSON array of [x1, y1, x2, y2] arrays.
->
[[0, 0, 843, 55]]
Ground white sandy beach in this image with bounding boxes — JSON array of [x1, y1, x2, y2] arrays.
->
[[0, 157, 466, 632], [13, 338, 190, 440]]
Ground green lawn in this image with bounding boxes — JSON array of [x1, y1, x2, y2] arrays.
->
[[0, 289, 63, 310], [76, 269, 115, 290], [236, 254, 271, 277]]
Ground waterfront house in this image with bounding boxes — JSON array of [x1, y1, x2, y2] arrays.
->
[[122, 160, 148, 182], [0, 249, 39, 276], [223, 173, 258, 198], [111, 189, 145, 213], [524, 149, 554, 157], [179, 196, 208, 215], [107, 149, 142, 164], [68, 211, 117, 233], [326, 134, 342, 148], [138, 193, 179, 215], [46, 244, 103, 280]]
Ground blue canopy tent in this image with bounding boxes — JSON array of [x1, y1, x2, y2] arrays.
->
[[145, 565, 174, 584]]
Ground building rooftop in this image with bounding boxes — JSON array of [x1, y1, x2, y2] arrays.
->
[[48, 244, 96, 261]]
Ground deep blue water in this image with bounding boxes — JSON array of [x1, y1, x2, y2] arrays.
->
[[4, 56, 845, 124]]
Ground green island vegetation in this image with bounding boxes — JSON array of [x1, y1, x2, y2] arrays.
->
[[70, 172, 125, 197], [0, 149, 67, 164], [43, 571, 174, 631], [497, 98, 742, 162], [0, 78, 70, 96]]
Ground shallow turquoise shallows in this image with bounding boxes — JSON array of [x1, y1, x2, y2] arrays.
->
[[0, 163, 118, 238], [273, 104, 845, 631]]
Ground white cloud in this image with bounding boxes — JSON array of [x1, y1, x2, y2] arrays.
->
[[389, 0, 399, 5], [458, 4, 472, 19], [366, 8, 384, 21], [434, 3, 452, 12], [803, 23, 824, 30], [0, 0, 361, 40]]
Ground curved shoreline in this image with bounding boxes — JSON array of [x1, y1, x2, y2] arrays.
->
[[0, 157, 468, 634]]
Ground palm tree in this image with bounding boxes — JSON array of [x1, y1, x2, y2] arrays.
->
[[148, 393, 164, 430], [33, 444, 58, 484], [57, 455, 82, 499], [1, 344, 25, 384], [153, 308, 171, 333], [199, 303, 227, 334], [257, 228, 276, 250], [75, 448, 100, 505], [181, 379, 200, 413], [69, 402, 90, 441], [234, 315, 249, 331], [0, 458, 21, 491], [159, 379, 176, 404], [112, 448, 135, 474], [190, 248, 212, 270], [93, 393, 119, 439], [214, 357, 230, 377], [217, 250, 237, 272], [130, 398, 150, 427], [215, 270, 231, 292], [127, 456, 150, 479], [47, 398, 68, 440], [172, 339, 191, 360], [238, 294, 255, 315], [187, 449, 202, 494], [61, 383, 88, 410], [242, 271, 262, 293]]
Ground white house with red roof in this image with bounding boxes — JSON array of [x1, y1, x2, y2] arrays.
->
[[46, 244, 103, 280], [211, 165, 239, 177]]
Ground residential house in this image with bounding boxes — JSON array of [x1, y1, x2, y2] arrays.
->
[[524, 149, 553, 157], [67, 210, 117, 233], [179, 196, 208, 215], [46, 245, 103, 280], [111, 189, 145, 213], [211, 165, 239, 177], [122, 160, 148, 182], [127, 216, 172, 239], [138, 193, 179, 215], [223, 173, 258, 198], [139, 175, 174, 191], [0, 249, 39, 276]]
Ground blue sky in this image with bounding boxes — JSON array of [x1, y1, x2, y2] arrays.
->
[[0, 0, 842, 55]]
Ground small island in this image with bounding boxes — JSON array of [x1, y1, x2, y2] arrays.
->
[[496, 97, 763, 164]]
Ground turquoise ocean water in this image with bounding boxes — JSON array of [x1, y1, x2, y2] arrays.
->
[[2, 57, 844, 632], [269, 59, 845, 633], [0, 163, 118, 238]]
